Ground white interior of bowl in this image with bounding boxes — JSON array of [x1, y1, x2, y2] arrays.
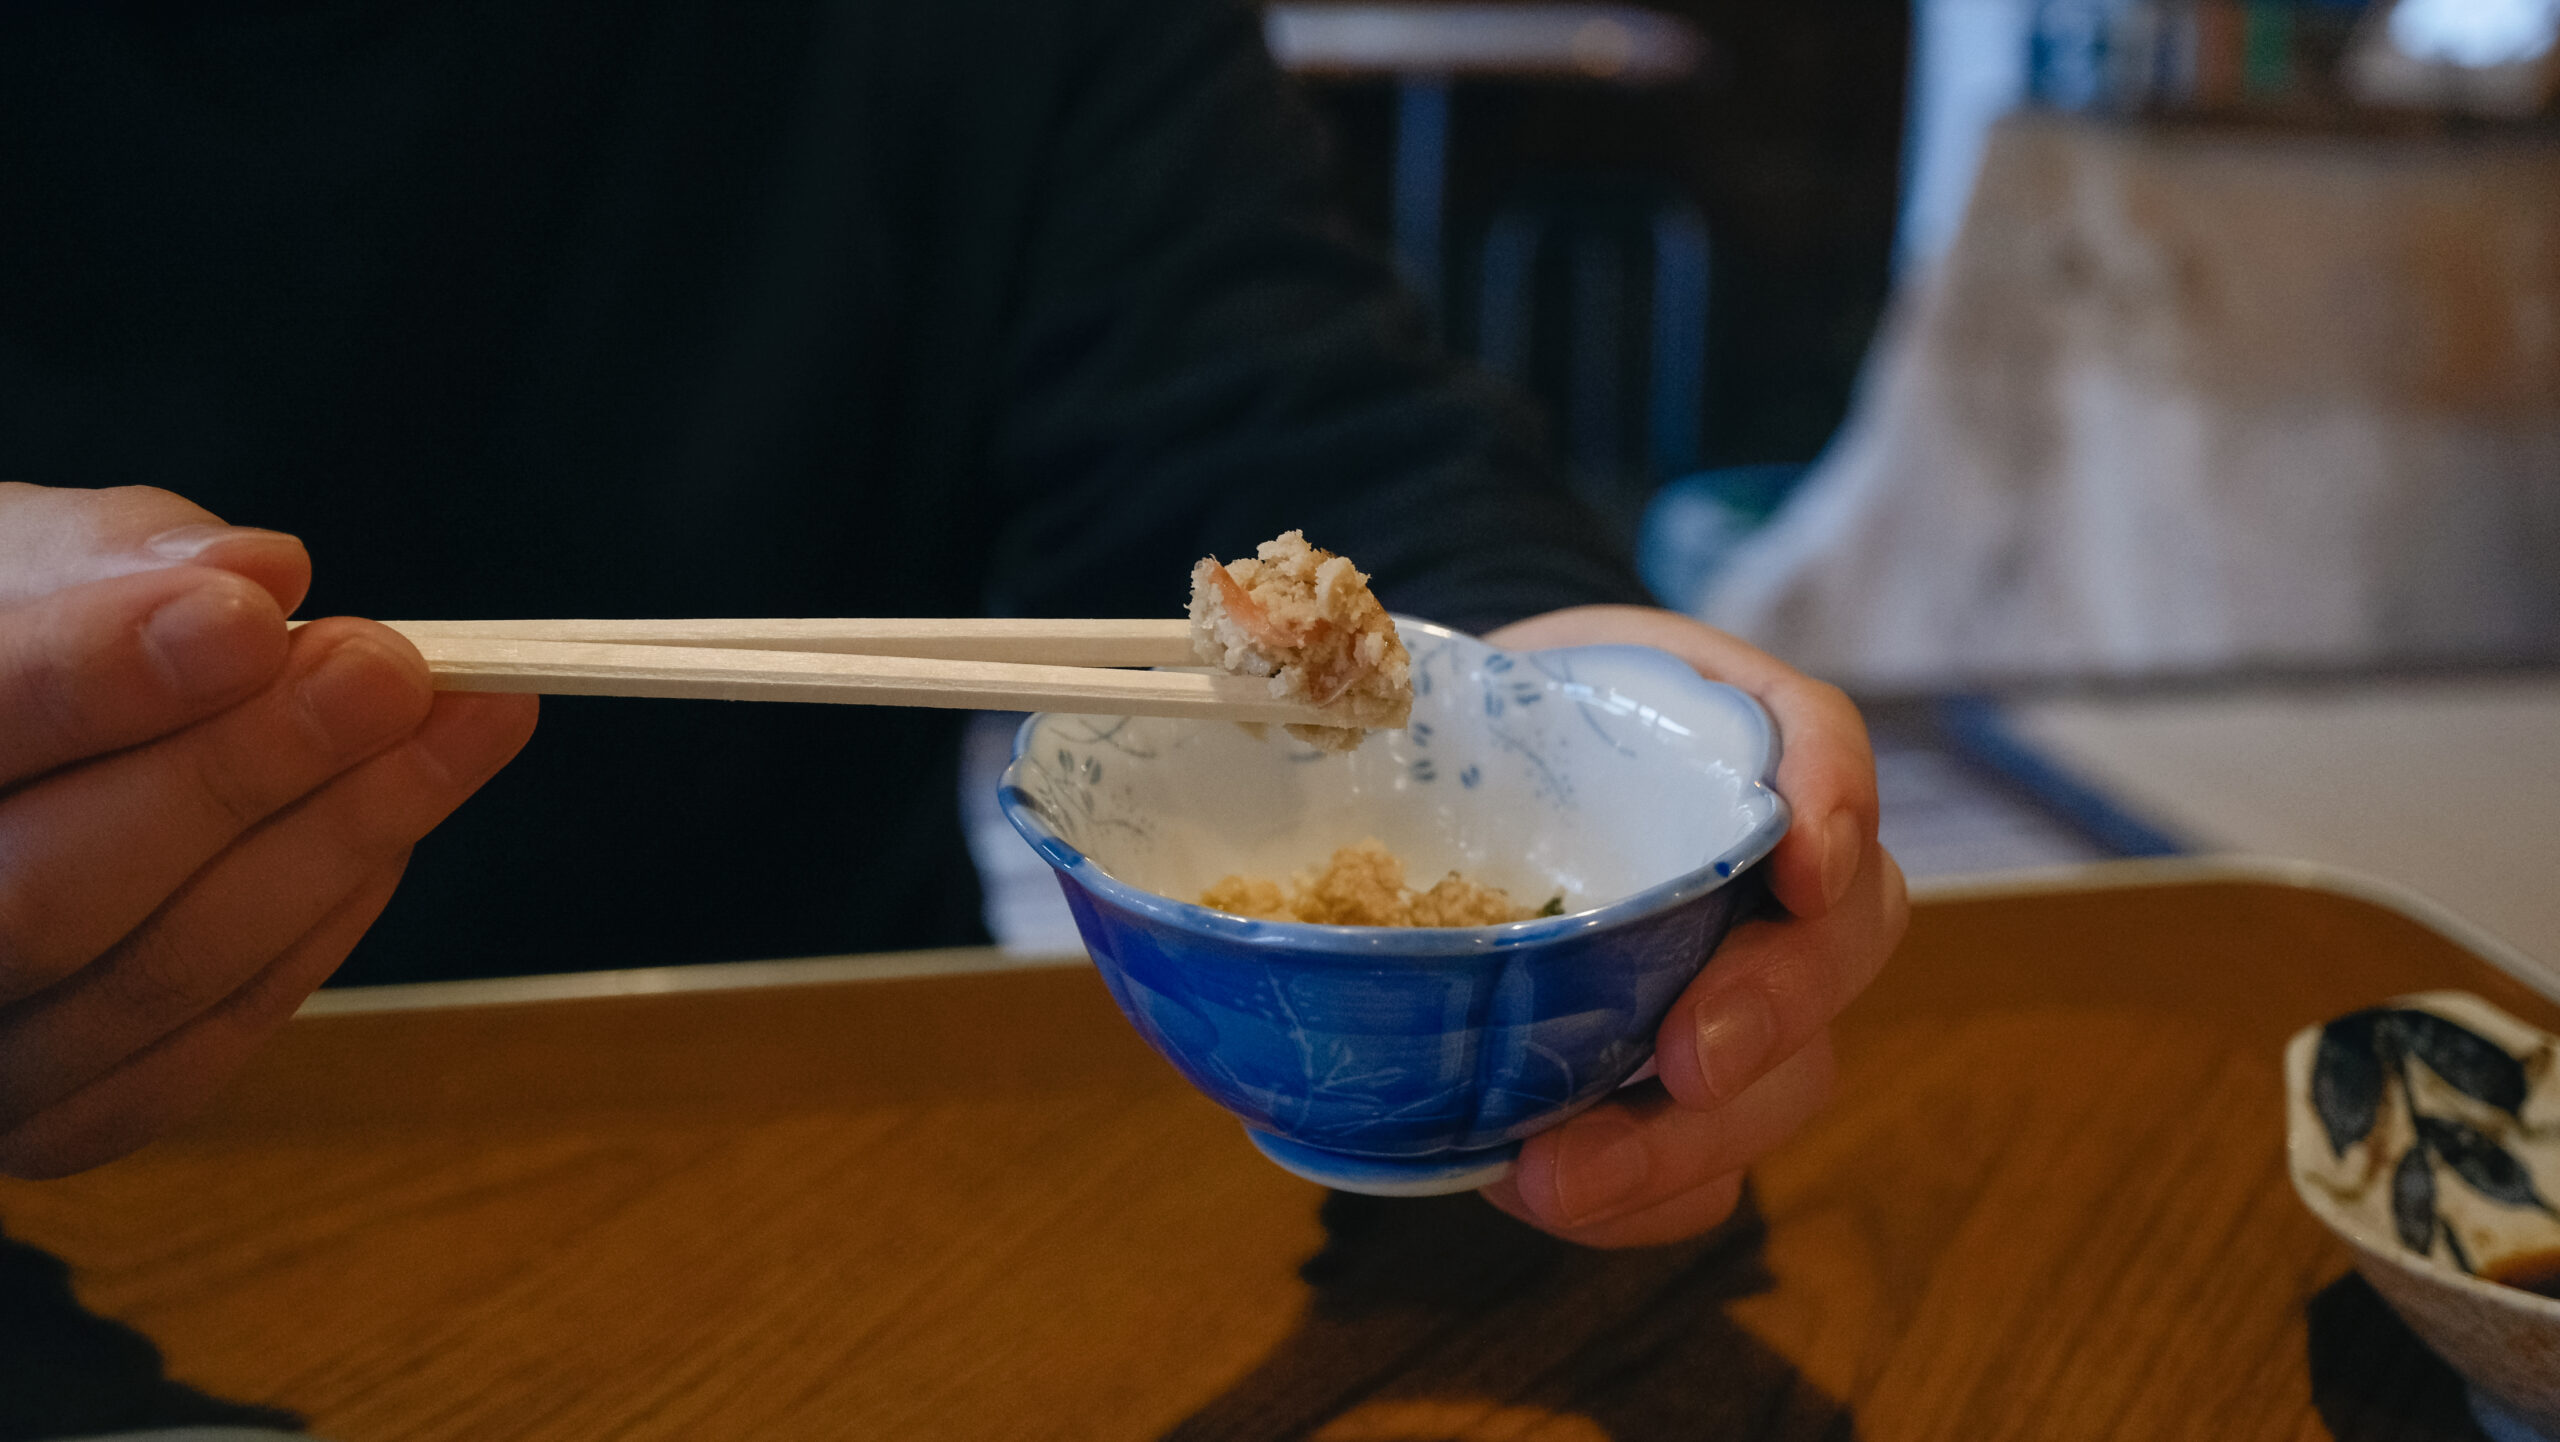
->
[[1006, 626, 1782, 918]]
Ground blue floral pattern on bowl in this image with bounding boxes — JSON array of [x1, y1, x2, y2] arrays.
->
[[998, 619, 1789, 1195]]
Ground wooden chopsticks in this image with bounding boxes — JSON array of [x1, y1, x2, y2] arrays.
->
[[362, 619, 1334, 724], [377, 617, 1199, 668]]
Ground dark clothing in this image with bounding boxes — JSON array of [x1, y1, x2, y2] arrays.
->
[[0, 1, 1646, 981]]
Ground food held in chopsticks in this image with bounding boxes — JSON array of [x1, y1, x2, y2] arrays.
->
[[380, 533, 1411, 732], [1200, 838, 1562, 927], [1188, 530, 1412, 751]]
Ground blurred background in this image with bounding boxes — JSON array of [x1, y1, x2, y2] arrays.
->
[[971, 0, 2560, 981]]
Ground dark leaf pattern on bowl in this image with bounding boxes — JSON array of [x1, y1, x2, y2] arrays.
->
[[2395, 1144, 2441, 1253], [2415, 1116, 2554, 1213], [2324, 1006, 2558, 1269], [2391, 1010, 2530, 1117], [2315, 1011, 2387, 1156]]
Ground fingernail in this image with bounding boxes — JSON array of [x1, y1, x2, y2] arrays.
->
[[1819, 810, 1862, 913], [141, 581, 277, 700], [145, 524, 299, 560], [1696, 988, 1776, 1103], [296, 639, 423, 756], [1555, 1117, 1651, 1225]]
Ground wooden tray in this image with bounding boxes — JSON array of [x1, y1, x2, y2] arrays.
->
[[4, 861, 2551, 1440]]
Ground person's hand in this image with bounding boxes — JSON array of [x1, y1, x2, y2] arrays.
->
[[0, 484, 538, 1178], [1476, 605, 1907, 1247]]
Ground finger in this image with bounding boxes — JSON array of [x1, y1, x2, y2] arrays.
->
[[1654, 844, 1907, 1112], [1488, 1032, 1835, 1243], [0, 483, 309, 613], [0, 567, 291, 789], [0, 691, 537, 1120], [1754, 674, 1875, 920], [1483, 605, 1880, 919], [0, 857, 407, 1180], [0, 617, 434, 1000], [1486, 1167, 1745, 1252]]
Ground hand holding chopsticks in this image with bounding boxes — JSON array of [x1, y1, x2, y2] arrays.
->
[[367, 618, 1342, 725]]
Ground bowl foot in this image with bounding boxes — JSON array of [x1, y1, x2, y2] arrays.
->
[[1246, 1130, 1518, 1197]]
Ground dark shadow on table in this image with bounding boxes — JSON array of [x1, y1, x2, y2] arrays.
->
[[0, 1223, 303, 1441], [1161, 1184, 1853, 1442], [2307, 1271, 2485, 1442]]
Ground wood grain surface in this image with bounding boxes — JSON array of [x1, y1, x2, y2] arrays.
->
[[3, 873, 2552, 1441]]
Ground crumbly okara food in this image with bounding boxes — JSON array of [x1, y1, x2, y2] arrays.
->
[[1189, 530, 1412, 751], [1201, 838, 1560, 928]]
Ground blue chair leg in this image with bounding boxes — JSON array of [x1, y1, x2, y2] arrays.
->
[[1470, 186, 1714, 526], [1648, 201, 1711, 481], [1475, 206, 1547, 384], [1390, 76, 1453, 326]]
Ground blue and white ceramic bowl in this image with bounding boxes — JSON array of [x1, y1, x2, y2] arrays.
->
[[997, 619, 1789, 1197]]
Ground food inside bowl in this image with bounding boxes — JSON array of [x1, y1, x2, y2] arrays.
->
[[1200, 837, 1564, 927], [1189, 530, 1412, 751]]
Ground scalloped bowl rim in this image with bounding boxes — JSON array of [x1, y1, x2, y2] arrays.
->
[[996, 618, 1791, 964]]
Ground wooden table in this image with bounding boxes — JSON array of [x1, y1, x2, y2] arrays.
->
[[5, 861, 2553, 1440]]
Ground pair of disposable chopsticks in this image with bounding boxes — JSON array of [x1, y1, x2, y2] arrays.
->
[[369, 618, 1335, 725]]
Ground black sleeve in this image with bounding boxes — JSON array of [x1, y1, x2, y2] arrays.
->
[[978, 0, 1650, 635]]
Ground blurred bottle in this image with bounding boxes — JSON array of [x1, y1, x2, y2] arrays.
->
[[2029, 0, 2122, 108], [2028, 0, 2374, 116]]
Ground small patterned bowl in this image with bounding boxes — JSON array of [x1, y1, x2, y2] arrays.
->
[[2285, 991, 2560, 1441], [997, 618, 1788, 1196]]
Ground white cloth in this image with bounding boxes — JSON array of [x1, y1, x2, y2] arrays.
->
[[1696, 114, 2560, 689]]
